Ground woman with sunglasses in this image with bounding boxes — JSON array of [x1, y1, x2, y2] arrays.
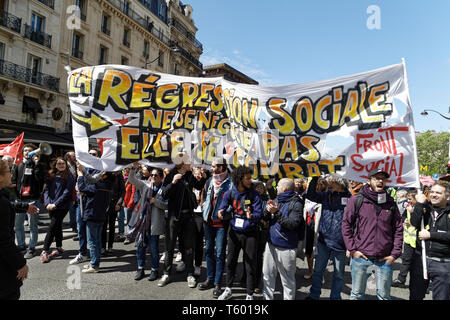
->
[[40, 157, 75, 263]]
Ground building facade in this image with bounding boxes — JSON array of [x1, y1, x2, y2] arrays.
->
[[0, 0, 203, 149], [202, 63, 259, 85]]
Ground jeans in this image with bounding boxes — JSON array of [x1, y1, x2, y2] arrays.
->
[[77, 205, 88, 256], [117, 207, 125, 235], [43, 209, 67, 251], [125, 207, 134, 233], [86, 221, 103, 269], [136, 234, 160, 270], [204, 223, 227, 286], [310, 240, 346, 300], [14, 199, 40, 249], [68, 201, 77, 230], [164, 213, 196, 276], [350, 256, 393, 300]]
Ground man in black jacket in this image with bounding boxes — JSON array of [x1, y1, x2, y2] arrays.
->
[[0, 159, 38, 300], [12, 144, 46, 259], [409, 182, 450, 300], [158, 158, 206, 288]]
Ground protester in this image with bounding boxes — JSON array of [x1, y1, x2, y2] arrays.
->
[[304, 175, 351, 300], [342, 169, 403, 300], [127, 164, 167, 281], [122, 167, 137, 245], [76, 164, 113, 273], [159, 154, 207, 288], [192, 167, 205, 277], [40, 157, 75, 263], [116, 167, 130, 241], [64, 151, 78, 233], [198, 159, 232, 298], [217, 165, 263, 300], [262, 178, 303, 300], [101, 171, 125, 255], [0, 159, 40, 300], [12, 144, 46, 259], [409, 182, 450, 300], [392, 189, 417, 288]]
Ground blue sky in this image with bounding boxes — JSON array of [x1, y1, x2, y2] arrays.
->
[[188, 0, 450, 134]]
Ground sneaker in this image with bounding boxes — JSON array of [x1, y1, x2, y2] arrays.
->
[[69, 254, 89, 265], [82, 266, 99, 273], [187, 276, 197, 288], [213, 287, 223, 299], [24, 248, 35, 259], [175, 251, 182, 262], [134, 269, 146, 281], [158, 274, 170, 287], [176, 262, 186, 272], [83, 264, 91, 269], [246, 294, 254, 300], [254, 287, 261, 294], [148, 270, 158, 281], [49, 248, 64, 258], [194, 266, 201, 277], [218, 287, 232, 300], [123, 238, 132, 245], [40, 251, 49, 263], [198, 279, 214, 290], [392, 279, 406, 288], [159, 252, 166, 263]]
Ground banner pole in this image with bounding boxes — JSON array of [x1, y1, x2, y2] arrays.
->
[[420, 218, 428, 280]]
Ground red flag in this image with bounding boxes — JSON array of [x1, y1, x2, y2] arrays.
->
[[0, 132, 24, 164]]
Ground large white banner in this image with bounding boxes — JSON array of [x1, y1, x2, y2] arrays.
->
[[67, 61, 420, 187]]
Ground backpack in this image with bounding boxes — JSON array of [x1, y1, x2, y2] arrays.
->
[[351, 193, 398, 238]]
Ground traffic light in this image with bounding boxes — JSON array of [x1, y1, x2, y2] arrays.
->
[[447, 164, 450, 174]]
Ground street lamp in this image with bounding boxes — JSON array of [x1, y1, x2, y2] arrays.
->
[[420, 108, 450, 120], [144, 46, 181, 69]]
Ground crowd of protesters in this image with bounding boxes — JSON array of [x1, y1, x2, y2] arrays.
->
[[0, 144, 449, 301]]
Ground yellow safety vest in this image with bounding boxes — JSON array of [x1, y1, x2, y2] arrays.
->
[[403, 210, 417, 248]]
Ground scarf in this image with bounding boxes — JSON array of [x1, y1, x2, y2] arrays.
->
[[212, 171, 228, 197]]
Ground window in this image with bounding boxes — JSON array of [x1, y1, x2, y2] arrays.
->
[[0, 42, 5, 60], [99, 46, 108, 64], [72, 33, 83, 59], [123, 28, 130, 47], [31, 13, 45, 32], [143, 40, 149, 58], [27, 54, 42, 85], [158, 50, 164, 67], [174, 63, 179, 75], [158, 0, 167, 22], [123, 0, 129, 15], [101, 14, 110, 35], [76, 0, 86, 21], [121, 56, 129, 65]]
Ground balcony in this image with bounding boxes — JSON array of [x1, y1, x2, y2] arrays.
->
[[169, 18, 203, 51], [106, 0, 171, 46], [23, 24, 52, 49], [170, 43, 203, 71], [0, 59, 59, 92], [37, 0, 55, 10], [0, 11, 22, 34], [122, 39, 130, 47], [72, 48, 83, 60]]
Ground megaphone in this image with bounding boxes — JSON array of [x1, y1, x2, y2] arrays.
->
[[29, 142, 52, 157]]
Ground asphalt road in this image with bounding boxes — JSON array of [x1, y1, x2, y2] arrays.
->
[[18, 214, 431, 301]]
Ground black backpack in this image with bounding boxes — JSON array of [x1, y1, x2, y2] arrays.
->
[[351, 193, 398, 238]]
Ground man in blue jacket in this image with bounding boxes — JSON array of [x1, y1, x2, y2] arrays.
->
[[262, 178, 303, 300], [217, 165, 262, 300], [304, 175, 351, 300]]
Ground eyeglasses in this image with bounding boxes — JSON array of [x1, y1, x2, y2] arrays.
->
[[150, 174, 159, 177]]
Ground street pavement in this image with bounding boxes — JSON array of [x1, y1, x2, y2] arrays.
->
[[19, 212, 432, 301]]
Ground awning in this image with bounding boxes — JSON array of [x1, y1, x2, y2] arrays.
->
[[0, 127, 73, 147], [22, 96, 43, 113]]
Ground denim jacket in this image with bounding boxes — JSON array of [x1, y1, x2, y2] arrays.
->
[[202, 177, 232, 222]]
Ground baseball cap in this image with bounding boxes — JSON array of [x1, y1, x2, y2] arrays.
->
[[368, 168, 390, 179]]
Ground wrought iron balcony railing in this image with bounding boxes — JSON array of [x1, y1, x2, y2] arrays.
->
[[0, 59, 59, 92], [0, 11, 22, 34], [23, 24, 52, 49], [168, 18, 203, 51], [170, 42, 203, 70]]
